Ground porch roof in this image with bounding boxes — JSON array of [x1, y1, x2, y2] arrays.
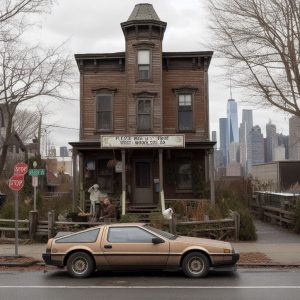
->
[[69, 139, 216, 151]]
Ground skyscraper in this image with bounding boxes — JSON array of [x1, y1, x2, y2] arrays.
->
[[219, 118, 228, 166], [242, 109, 253, 130], [249, 125, 265, 172], [266, 121, 277, 162], [227, 99, 239, 145], [289, 115, 300, 160], [60, 146, 69, 157], [277, 133, 289, 159], [240, 109, 253, 175]]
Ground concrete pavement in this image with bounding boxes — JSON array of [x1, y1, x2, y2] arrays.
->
[[232, 220, 300, 265], [1, 220, 300, 266]]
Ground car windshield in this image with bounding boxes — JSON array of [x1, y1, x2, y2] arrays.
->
[[144, 225, 177, 240]]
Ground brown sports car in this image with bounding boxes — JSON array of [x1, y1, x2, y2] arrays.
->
[[43, 223, 239, 278]]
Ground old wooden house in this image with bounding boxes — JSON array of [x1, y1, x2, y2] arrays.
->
[[70, 3, 215, 214]]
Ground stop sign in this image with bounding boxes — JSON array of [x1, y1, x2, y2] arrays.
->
[[9, 175, 24, 191], [13, 162, 28, 176]]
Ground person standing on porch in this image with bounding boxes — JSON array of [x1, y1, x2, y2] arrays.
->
[[88, 184, 101, 217]]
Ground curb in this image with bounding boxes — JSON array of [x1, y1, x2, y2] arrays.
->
[[0, 255, 42, 267], [0, 260, 40, 267], [238, 263, 300, 268]]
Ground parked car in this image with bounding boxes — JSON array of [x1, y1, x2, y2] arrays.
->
[[42, 223, 239, 278]]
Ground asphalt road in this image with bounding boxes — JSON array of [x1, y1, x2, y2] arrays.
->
[[0, 268, 300, 300]]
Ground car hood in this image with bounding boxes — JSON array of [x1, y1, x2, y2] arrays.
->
[[172, 235, 232, 250]]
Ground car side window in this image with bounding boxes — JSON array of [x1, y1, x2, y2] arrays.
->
[[56, 228, 100, 243], [108, 227, 156, 243]]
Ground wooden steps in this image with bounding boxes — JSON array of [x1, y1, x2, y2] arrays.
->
[[126, 205, 160, 222]]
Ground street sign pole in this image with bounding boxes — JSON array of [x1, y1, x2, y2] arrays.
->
[[10, 162, 28, 257], [32, 176, 38, 210], [15, 191, 19, 256], [34, 185, 36, 211]]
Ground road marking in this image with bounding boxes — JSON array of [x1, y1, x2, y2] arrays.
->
[[0, 286, 300, 289]]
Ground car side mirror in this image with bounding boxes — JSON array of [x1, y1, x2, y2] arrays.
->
[[152, 237, 164, 244]]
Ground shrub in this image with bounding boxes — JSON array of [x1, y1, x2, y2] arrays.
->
[[214, 186, 257, 241], [0, 200, 30, 220], [149, 211, 165, 229], [237, 209, 257, 241], [119, 214, 140, 223]]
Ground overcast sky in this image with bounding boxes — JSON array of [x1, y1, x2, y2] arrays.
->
[[26, 0, 290, 151]]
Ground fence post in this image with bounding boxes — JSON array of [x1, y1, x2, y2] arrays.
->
[[233, 212, 240, 241], [48, 211, 55, 239], [29, 210, 38, 240], [169, 215, 177, 235]]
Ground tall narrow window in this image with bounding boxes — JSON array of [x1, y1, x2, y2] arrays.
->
[[96, 94, 112, 131], [138, 50, 150, 80], [177, 162, 192, 191], [178, 94, 193, 131], [137, 99, 152, 131]]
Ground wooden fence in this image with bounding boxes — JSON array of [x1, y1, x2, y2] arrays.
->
[[0, 218, 29, 238], [0, 210, 240, 241], [250, 192, 296, 228]]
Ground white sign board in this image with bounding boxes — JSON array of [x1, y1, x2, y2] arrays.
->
[[32, 176, 38, 187], [101, 135, 185, 148], [115, 161, 122, 173]]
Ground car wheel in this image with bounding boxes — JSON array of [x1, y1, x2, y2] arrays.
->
[[66, 252, 95, 279], [182, 252, 210, 278]]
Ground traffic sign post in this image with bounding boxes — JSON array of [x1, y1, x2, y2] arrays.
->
[[32, 176, 38, 210], [9, 163, 28, 256], [9, 175, 25, 191], [28, 169, 45, 176], [13, 162, 28, 176]]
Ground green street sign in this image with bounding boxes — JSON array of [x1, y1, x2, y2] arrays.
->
[[28, 169, 46, 176]]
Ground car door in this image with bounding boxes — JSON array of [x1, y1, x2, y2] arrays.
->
[[102, 226, 169, 267]]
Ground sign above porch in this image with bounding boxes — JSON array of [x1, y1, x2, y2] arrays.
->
[[101, 134, 185, 148]]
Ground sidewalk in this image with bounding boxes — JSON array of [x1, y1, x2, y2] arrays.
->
[[1, 220, 300, 266], [232, 220, 300, 266]]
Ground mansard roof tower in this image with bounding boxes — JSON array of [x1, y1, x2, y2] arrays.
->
[[121, 4, 167, 133]]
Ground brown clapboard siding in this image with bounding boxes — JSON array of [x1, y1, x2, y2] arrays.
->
[[162, 68, 208, 139]]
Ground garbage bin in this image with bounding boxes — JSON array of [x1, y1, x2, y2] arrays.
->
[[0, 193, 6, 207]]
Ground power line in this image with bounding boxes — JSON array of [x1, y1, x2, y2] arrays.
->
[[42, 124, 79, 131]]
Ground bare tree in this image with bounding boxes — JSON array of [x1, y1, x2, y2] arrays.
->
[[0, 0, 74, 178], [13, 109, 40, 144], [0, 35, 73, 176], [208, 0, 300, 117], [0, 0, 51, 24]]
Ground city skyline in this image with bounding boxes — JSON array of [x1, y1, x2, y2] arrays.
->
[[214, 98, 295, 176]]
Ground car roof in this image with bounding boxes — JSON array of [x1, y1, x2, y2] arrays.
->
[[106, 223, 146, 227]]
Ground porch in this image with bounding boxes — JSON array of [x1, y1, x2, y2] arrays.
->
[[69, 139, 215, 215]]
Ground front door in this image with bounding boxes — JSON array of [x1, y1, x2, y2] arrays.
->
[[134, 161, 153, 204]]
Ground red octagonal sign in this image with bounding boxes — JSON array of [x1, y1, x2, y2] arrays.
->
[[14, 162, 28, 176], [9, 175, 24, 191]]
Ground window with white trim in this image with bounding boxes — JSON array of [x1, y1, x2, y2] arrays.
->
[[96, 94, 112, 131], [178, 94, 193, 131], [138, 50, 151, 80], [137, 98, 152, 131]]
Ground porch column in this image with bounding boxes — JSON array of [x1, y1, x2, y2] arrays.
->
[[79, 153, 85, 211], [121, 149, 126, 215], [72, 149, 78, 212], [159, 149, 165, 211], [209, 149, 215, 206]]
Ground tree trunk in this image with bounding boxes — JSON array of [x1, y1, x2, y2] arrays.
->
[[0, 116, 13, 177]]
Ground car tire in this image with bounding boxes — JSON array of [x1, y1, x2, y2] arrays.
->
[[66, 251, 95, 279], [182, 252, 210, 278]]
